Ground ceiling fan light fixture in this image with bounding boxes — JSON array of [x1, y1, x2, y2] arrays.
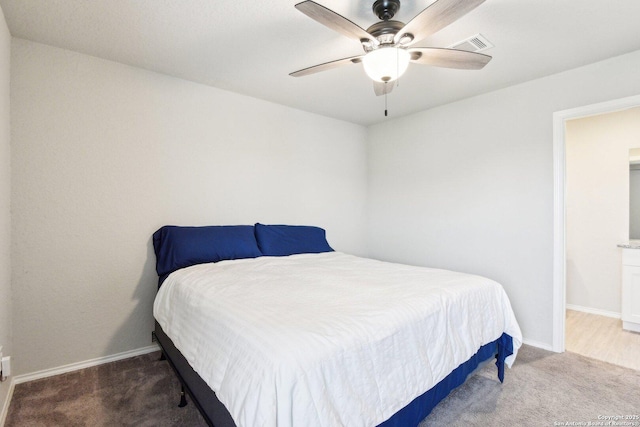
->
[[362, 47, 410, 83]]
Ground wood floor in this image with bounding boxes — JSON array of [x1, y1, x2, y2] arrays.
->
[[565, 309, 640, 371]]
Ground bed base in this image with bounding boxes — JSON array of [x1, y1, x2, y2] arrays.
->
[[154, 320, 513, 427], [154, 322, 236, 427]]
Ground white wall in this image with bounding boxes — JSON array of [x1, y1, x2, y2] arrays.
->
[[367, 49, 640, 347], [0, 3, 12, 417], [10, 39, 368, 375], [566, 108, 640, 313]]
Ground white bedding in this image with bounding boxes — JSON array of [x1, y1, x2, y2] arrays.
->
[[153, 252, 522, 427]]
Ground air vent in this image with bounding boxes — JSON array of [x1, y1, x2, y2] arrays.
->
[[448, 33, 493, 53]]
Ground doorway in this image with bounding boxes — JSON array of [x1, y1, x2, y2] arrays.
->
[[552, 94, 640, 354], [563, 107, 640, 370]]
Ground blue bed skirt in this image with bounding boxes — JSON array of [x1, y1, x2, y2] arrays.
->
[[378, 333, 514, 427]]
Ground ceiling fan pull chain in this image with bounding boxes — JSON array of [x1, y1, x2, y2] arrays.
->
[[396, 48, 400, 88], [384, 85, 388, 117]]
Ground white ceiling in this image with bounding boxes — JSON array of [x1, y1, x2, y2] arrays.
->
[[1, 0, 640, 126]]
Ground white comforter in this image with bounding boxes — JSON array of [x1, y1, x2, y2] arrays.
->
[[153, 252, 522, 427]]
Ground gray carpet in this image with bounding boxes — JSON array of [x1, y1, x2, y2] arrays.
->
[[421, 345, 640, 426], [6, 352, 208, 427], [6, 345, 640, 426]]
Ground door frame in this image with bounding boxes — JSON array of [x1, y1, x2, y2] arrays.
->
[[552, 93, 640, 352]]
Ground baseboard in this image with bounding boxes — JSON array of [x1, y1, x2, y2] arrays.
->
[[0, 378, 15, 427], [566, 304, 621, 319], [521, 338, 554, 352], [13, 344, 160, 385], [622, 321, 640, 333]]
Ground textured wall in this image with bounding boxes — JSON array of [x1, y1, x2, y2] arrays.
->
[[0, 3, 12, 417], [367, 49, 640, 347], [566, 108, 640, 313], [10, 39, 368, 375]]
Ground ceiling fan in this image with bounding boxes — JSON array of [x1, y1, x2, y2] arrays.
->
[[290, 0, 491, 96]]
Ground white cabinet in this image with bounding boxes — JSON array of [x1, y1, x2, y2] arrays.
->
[[621, 248, 640, 332]]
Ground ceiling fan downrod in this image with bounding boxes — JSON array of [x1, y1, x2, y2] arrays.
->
[[372, 0, 401, 21]]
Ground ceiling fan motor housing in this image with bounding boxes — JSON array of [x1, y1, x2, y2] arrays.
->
[[367, 0, 405, 47], [366, 20, 404, 45], [372, 0, 401, 21]]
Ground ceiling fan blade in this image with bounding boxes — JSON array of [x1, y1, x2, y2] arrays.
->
[[409, 47, 491, 69], [295, 1, 379, 46], [290, 55, 363, 77], [394, 0, 486, 46], [373, 81, 395, 96]]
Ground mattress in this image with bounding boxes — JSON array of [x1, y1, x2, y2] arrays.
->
[[153, 252, 522, 427]]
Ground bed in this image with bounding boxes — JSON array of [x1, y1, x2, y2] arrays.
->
[[152, 224, 522, 427]]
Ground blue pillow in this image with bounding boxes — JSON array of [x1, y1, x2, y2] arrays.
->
[[153, 225, 263, 276], [254, 223, 333, 256]]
